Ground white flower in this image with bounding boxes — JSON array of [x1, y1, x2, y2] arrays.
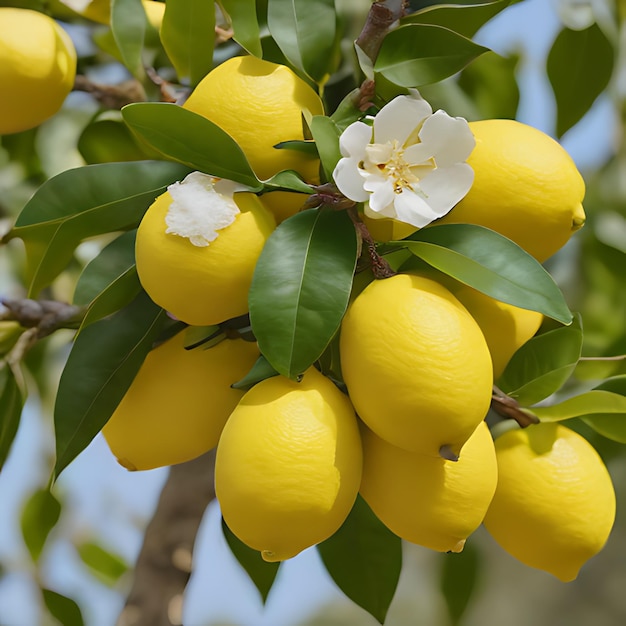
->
[[332, 91, 475, 229], [165, 172, 249, 247], [553, 0, 615, 32]]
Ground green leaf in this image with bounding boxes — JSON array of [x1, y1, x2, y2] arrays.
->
[[547, 24, 614, 137], [20, 488, 62, 563], [41, 589, 84, 626], [249, 208, 358, 380], [9, 161, 191, 297], [317, 495, 402, 624], [222, 518, 280, 603], [122, 103, 261, 189], [581, 377, 626, 442], [267, 0, 338, 82], [219, 0, 263, 57], [53, 291, 168, 478], [76, 541, 129, 586], [497, 314, 583, 406], [440, 542, 481, 626], [262, 170, 314, 194], [111, 0, 147, 78], [0, 362, 24, 471], [231, 355, 280, 391], [160, 0, 215, 86], [533, 390, 626, 424], [402, 224, 573, 324], [309, 115, 342, 181], [375, 24, 489, 87]]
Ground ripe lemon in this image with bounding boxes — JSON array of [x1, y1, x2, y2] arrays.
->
[[483, 422, 616, 582], [135, 173, 276, 326], [437, 119, 586, 262], [340, 273, 493, 456], [102, 331, 259, 471], [183, 55, 324, 222], [360, 421, 497, 553], [215, 367, 362, 562], [68, 0, 164, 27], [0, 8, 76, 135]]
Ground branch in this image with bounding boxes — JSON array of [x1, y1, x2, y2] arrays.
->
[[117, 451, 217, 626], [73, 75, 147, 109], [355, 0, 407, 63]]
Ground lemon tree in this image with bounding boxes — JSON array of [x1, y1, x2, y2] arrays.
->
[[0, 1, 625, 625]]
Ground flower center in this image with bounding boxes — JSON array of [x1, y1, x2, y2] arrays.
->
[[363, 140, 428, 194]]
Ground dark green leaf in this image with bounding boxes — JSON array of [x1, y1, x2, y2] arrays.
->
[[42, 589, 84, 626], [375, 24, 489, 87], [9, 161, 191, 297], [20, 488, 62, 563], [77, 541, 129, 586], [330, 87, 369, 130], [309, 115, 342, 181], [267, 0, 338, 82], [222, 518, 280, 603], [581, 376, 626, 442], [160, 0, 215, 86], [440, 542, 481, 626], [231, 355, 280, 391], [262, 170, 314, 194], [403, 224, 573, 324], [249, 208, 358, 379], [219, 0, 263, 57], [111, 0, 147, 78], [54, 291, 168, 478], [497, 314, 583, 406], [122, 103, 261, 189], [0, 361, 24, 471], [318, 495, 402, 624], [547, 24, 614, 137]]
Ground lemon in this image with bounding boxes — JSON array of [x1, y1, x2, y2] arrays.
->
[[360, 421, 497, 552], [135, 174, 275, 326], [451, 284, 543, 380], [69, 0, 164, 27], [215, 367, 362, 562], [0, 8, 76, 135], [340, 273, 493, 456], [483, 422, 616, 581], [102, 331, 259, 471], [183, 56, 324, 222], [437, 119, 586, 262], [361, 212, 418, 242]]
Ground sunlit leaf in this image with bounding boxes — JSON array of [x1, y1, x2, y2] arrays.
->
[[532, 389, 626, 424], [20, 488, 61, 563], [42, 589, 84, 626], [0, 361, 24, 471], [441, 542, 481, 626], [111, 0, 146, 78], [77, 541, 129, 586], [310, 115, 342, 181], [581, 376, 626, 442], [219, 0, 262, 57]]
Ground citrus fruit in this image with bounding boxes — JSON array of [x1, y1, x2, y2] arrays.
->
[[183, 55, 324, 222], [360, 421, 497, 552], [483, 422, 616, 581], [0, 8, 76, 135], [67, 0, 164, 27], [102, 331, 259, 471], [340, 273, 493, 456], [437, 119, 586, 262], [361, 212, 418, 242], [215, 367, 362, 562], [135, 172, 276, 326]]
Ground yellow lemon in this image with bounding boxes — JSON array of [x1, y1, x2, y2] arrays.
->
[[437, 119, 586, 262], [340, 273, 493, 456], [360, 421, 497, 553], [102, 331, 259, 471], [483, 422, 616, 582], [135, 173, 276, 326], [71, 0, 164, 27], [0, 8, 76, 135], [215, 367, 362, 562], [361, 212, 418, 243], [183, 55, 324, 222]]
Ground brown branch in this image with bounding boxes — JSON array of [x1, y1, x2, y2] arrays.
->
[[73, 75, 147, 109], [355, 0, 408, 63], [347, 207, 397, 279], [117, 450, 217, 626], [491, 386, 539, 428]]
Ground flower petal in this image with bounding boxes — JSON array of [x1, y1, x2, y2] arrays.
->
[[366, 178, 396, 215], [339, 120, 372, 157], [333, 157, 370, 202], [373, 94, 432, 145], [417, 110, 476, 167], [393, 189, 441, 228], [419, 163, 475, 215]]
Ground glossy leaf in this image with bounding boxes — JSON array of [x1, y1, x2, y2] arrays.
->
[[222, 519, 280, 603], [20, 488, 62, 563], [54, 291, 168, 478], [111, 0, 146, 78], [581, 377, 626, 442], [375, 24, 489, 87], [231, 355, 280, 391], [77, 541, 129, 586], [122, 103, 261, 189], [497, 315, 583, 406], [547, 24, 614, 137], [160, 0, 215, 86], [42, 589, 84, 626], [262, 170, 315, 194], [533, 389, 626, 425], [267, 0, 337, 82], [403, 224, 572, 324], [441, 542, 481, 626], [10, 161, 191, 297], [0, 362, 24, 471], [249, 208, 358, 380], [310, 115, 342, 181], [318, 495, 402, 624], [219, 0, 262, 57]]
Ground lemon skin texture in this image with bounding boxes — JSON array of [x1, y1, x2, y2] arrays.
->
[[483, 422, 616, 582], [361, 212, 418, 242], [102, 331, 259, 471], [135, 191, 275, 326], [452, 285, 543, 380], [340, 274, 493, 456], [0, 8, 77, 135], [183, 56, 324, 222], [361, 421, 497, 552], [215, 367, 363, 562], [437, 119, 586, 262]]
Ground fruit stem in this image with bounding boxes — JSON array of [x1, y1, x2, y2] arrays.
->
[[439, 445, 459, 462], [491, 386, 540, 428], [347, 208, 397, 279]]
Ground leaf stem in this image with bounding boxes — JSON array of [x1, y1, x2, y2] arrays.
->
[[491, 386, 539, 428], [347, 208, 396, 279]]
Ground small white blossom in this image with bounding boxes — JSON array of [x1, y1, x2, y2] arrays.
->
[[332, 91, 475, 229], [165, 172, 249, 247]]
